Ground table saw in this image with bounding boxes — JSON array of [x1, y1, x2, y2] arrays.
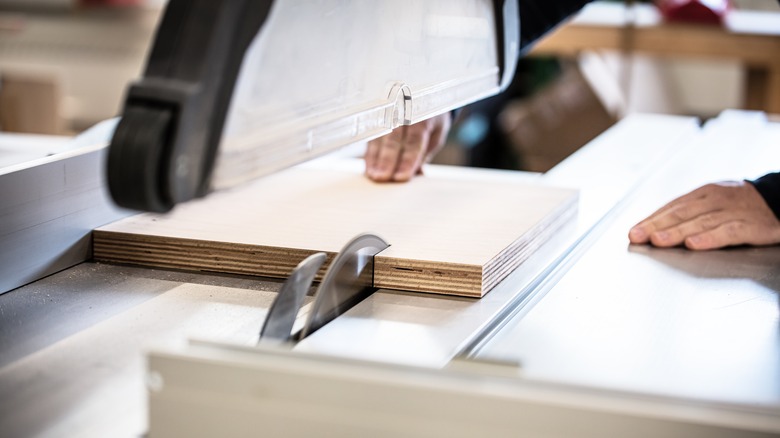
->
[[1, 1, 779, 436]]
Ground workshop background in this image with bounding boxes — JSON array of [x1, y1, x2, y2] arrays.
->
[[0, 0, 778, 169]]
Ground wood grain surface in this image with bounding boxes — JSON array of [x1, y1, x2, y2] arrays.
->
[[94, 166, 577, 297]]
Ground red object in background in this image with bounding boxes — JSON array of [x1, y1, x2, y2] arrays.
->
[[79, 0, 144, 6], [654, 0, 732, 25]]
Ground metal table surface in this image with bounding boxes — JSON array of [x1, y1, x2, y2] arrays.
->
[[0, 264, 292, 437], [474, 112, 780, 410], [0, 113, 732, 437]]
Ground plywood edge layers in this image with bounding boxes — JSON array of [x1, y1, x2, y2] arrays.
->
[[94, 230, 484, 297], [373, 257, 483, 298], [480, 194, 579, 295], [92, 230, 335, 280]]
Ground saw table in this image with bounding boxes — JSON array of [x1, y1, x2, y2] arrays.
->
[[1, 111, 778, 437]]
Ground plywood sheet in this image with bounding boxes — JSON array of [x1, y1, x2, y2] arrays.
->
[[93, 166, 577, 297]]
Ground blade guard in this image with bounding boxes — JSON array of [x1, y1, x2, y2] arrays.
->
[[107, 0, 519, 213]]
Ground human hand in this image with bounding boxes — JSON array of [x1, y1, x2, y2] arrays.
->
[[364, 113, 451, 182], [628, 181, 780, 250]]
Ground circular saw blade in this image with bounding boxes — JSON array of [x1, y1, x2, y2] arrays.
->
[[299, 233, 389, 339], [259, 252, 327, 344]]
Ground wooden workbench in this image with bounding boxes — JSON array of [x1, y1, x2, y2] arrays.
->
[[532, 3, 780, 113]]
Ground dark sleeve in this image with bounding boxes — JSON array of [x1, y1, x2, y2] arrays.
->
[[518, 0, 593, 53], [749, 172, 780, 220]]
